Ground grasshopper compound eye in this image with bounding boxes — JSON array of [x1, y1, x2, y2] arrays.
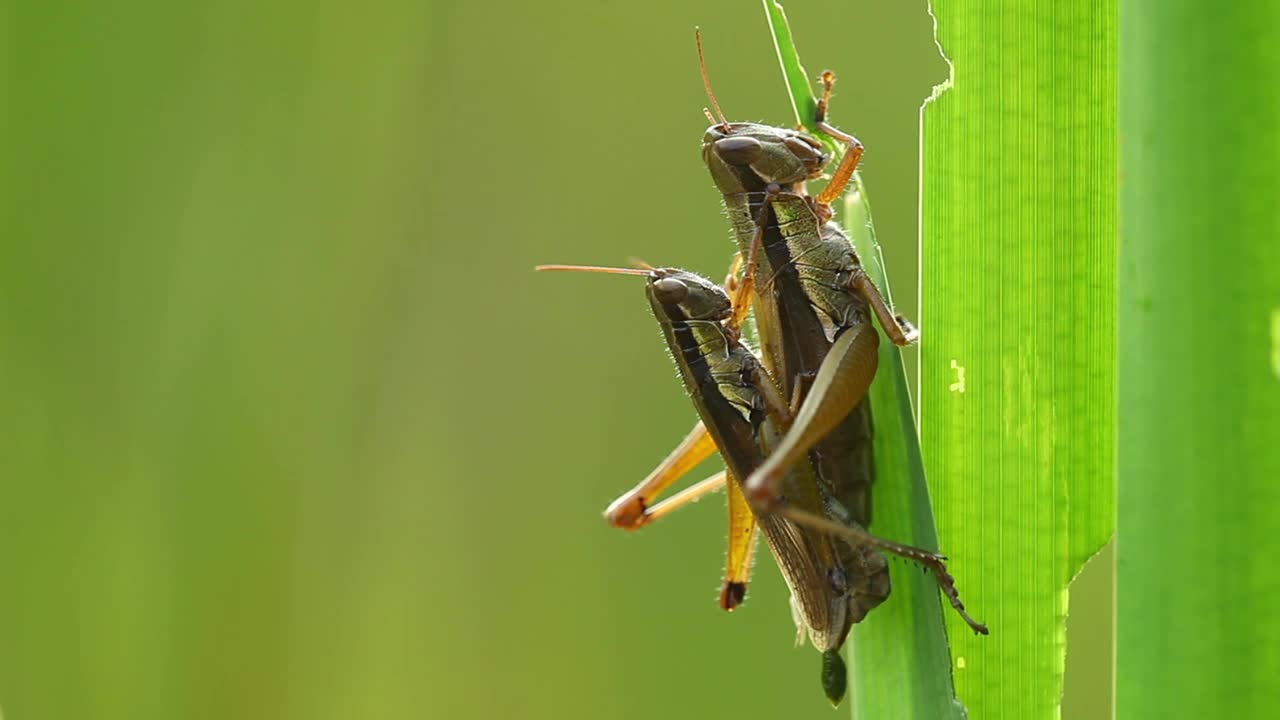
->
[[651, 277, 690, 305], [783, 135, 827, 168], [713, 136, 763, 166]]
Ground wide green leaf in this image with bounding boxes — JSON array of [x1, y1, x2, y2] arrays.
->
[[920, 2, 1117, 718], [1117, 2, 1280, 716]]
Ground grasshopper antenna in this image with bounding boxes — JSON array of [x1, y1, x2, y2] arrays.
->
[[535, 264, 652, 276], [695, 28, 730, 130]]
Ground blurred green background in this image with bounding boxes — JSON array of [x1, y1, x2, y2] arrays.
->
[[0, 1, 1108, 718]]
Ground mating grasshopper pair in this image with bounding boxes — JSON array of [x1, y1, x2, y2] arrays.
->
[[540, 32, 985, 706]]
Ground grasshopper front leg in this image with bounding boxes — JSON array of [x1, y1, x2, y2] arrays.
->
[[814, 70, 864, 208]]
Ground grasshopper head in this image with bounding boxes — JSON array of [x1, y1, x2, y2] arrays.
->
[[702, 123, 829, 194], [646, 269, 732, 323]]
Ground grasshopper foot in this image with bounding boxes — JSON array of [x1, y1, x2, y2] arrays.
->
[[718, 581, 747, 611], [921, 558, 988, 635], [604, 495, 648, 530], [895, 314, 920, 344]]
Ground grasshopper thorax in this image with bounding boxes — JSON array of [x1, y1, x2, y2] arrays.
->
[[701, 122, 829, 195]]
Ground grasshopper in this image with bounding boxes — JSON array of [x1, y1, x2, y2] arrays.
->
[[693, 33, 987, 634], [537, 263, 979, 704], [536, 30, 986, 706]]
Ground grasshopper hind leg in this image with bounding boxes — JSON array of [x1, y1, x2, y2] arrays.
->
[[744, 322, 881, 509], [775, 505, 989, 635], [602, 420, 766, 613], [604, 421, 717, 529]]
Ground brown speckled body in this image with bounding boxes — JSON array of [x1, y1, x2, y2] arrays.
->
[[702, 123, 890, 652]]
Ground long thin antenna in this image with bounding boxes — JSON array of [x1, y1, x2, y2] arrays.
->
[[695, 28, 730, 130], [534, 264, 652, 276]]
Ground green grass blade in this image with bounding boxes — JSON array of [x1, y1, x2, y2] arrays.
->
[[846, 182, 964, 720], [762, 1, 816, 128], [764, 4, 964, 716], [762, 1, 839, 158], [1117, 2, 1280, 716], [920, 2, 1117, 718]]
